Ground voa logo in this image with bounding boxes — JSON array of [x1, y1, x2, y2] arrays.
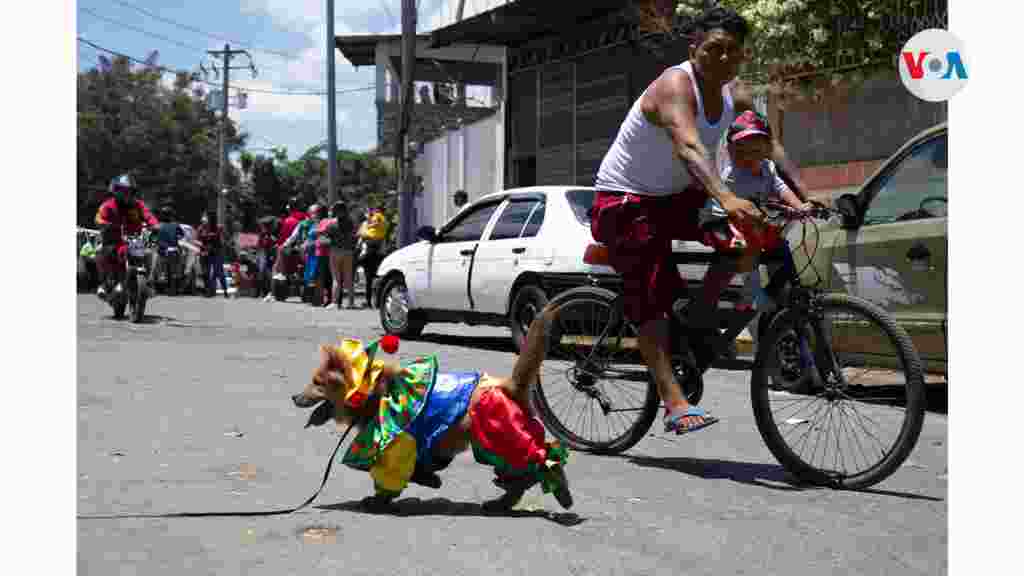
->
[[899, 29, 969, 102]]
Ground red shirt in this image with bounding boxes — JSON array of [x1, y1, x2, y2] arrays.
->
[[257, 231, 275, 251], [277, 210, 308, 247], [95, 197, 159, 241]]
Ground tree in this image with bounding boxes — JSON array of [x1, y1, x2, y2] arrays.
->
[[77, 56, 246, 226], [634, 0, 947, 101]]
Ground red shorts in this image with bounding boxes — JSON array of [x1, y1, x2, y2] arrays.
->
[[590, 189, 707, 325]]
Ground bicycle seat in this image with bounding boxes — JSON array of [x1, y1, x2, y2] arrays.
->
[[583, 242, 611, 266]]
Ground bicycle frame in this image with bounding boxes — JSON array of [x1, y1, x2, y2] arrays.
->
[[584, 237, 821, 377]]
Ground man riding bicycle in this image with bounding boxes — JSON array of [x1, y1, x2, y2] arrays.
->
[[591, 7, 811, 435], [95, 174, 159, 301]]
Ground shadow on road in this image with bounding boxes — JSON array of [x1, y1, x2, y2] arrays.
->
[[136, 314, 178, 325], [98, 313, 178, 325], [620, 455, 943, 502], [316, 497, 585, 526], [413, 333, 518, 354], [622, 455, 807, 492]]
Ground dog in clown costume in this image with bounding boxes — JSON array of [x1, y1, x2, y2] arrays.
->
[[291, 303, 572, 511]]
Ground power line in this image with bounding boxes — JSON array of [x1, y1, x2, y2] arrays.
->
[[77, 38, 377, 96], [79, 6, 211, 55], [105, 0, 302, 61], [82, 3, 288, 77]]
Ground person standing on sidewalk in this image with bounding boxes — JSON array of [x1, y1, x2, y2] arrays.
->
[[356, 207, 388, 309], [153, 206, 185, 296], [314, 207, 334, 306], [256, 217, 276, 298], [321, 200, 357, 309], [266, 198, 308, 302], [198, 211, 228, 298], [294, 204, 323, 304]]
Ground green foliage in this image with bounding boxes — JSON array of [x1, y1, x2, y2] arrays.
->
[[241, 144, 397, 239], [77, 56, 398, 240], [658, 0, 947, 99], [77, 55, 246, 226]]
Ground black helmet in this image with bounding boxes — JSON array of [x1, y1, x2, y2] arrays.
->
[[109, 174, 137, 206]]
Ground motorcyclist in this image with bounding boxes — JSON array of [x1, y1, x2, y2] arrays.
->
[[95, 174, 159, 300]]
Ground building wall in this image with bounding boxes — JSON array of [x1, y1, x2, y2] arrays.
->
[[465, 113, 500, 204], [414, 138, 444, 232], [414, 112, 501, 230], [779, 71, 946, 167], [509, 41, 653, 188], [506, 48, 945, 201], [772, 70, 947, 200]]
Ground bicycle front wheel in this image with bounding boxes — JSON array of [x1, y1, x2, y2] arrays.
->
[[532, 286, 660, 454], [751, 293, 926, 489]]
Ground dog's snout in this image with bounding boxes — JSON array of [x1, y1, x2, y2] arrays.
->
[[292, 393, 317, 408]]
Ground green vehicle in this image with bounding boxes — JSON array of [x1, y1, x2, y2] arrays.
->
[[791, 123, 948, 377]]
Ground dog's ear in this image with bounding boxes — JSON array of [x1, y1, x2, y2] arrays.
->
[[319, 344, 334, 369], [304, 401, 335, 428]]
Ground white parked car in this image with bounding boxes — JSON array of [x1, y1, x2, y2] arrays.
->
[[374, 186, 745, 349]]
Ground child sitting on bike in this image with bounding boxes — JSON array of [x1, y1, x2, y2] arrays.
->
[[700, 110, 813, 312]]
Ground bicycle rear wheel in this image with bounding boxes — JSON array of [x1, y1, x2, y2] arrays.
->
[[751, 293, 926, 489], [532, 286, 660, 454]]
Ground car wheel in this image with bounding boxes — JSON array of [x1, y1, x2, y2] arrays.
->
[[509, 284, 548, 353], [379, 276, 425, 338]]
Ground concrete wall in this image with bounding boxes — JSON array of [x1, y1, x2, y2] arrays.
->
[[769, 70, 947, 201], [413, 112, 502, 230]]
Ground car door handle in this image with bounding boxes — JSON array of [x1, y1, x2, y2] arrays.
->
[[460, 249, 475, 256], [906, 242, 933, 272], [906, 242, 930, 261], [511, 247, 525, 254]]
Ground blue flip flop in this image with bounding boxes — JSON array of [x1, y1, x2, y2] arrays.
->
[[664, 406, 720, 435]]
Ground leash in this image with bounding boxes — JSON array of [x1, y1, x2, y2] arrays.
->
[[77, 423, 354, 520]]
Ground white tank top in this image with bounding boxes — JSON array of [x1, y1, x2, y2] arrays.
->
[[595, 61, 734, 196]]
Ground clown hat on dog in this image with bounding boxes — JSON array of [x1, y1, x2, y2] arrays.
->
[[334, 335, 400, 409]]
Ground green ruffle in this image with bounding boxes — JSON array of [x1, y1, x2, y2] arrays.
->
[[539, 442, 570, 495], [342, 355, 437, 470]]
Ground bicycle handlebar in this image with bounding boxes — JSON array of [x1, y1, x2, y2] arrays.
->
[[759, 200, 833, 225]]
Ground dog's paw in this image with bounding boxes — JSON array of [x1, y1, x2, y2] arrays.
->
[[482, 476, 536, 513], [481, 494, 521, 513], [410, 470, 442, 489], [360, 494, 399, 513]]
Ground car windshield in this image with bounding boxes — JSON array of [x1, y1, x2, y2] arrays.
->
[[862, 135, 948, 226], [565, 189, 596, 226]]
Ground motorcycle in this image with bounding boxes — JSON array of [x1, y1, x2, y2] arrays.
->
[[104, 229, 155, 322]]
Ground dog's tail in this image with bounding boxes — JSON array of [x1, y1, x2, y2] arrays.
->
[[509, 301, 563, 410]]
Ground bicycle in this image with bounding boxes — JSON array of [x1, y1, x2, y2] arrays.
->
[[532, 203, 927, 489]]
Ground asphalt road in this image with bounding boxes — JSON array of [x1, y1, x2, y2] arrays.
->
[[77, 294, 947, 575]]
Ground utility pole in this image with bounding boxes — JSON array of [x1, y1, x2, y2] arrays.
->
[[326, 0, 338, 206], [397, 0, 417, 247], [206, 44, 255, 229]]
